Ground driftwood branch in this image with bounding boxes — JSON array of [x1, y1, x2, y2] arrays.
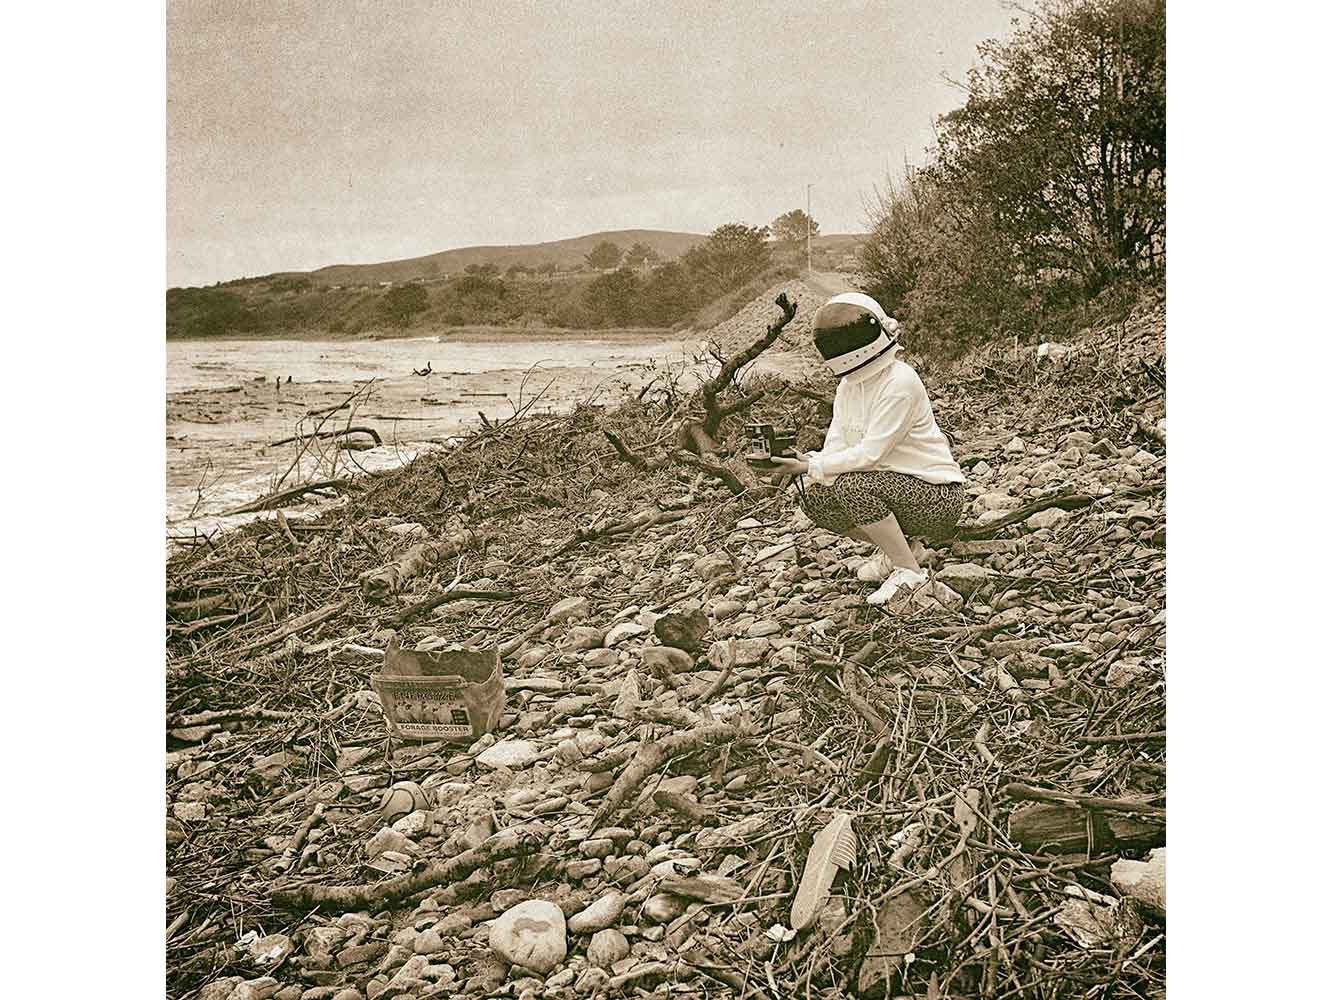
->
[[590, 721, 754, 828], [222, 479, 350, 516], [556, 508, 693, 555], [673, 450, 747, 495], [268, 426, 382, 449], [233, 599, 350, 655], [603, 429, 656, 469], [394, 588, 517, 626], [1003, 782, 1166, 819], [359, 529, 492, 600], [271, 824, 546, 912], [679, 293, 798, 455]]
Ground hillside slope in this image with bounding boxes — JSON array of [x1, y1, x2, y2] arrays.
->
[[308, 231, 707, 286]]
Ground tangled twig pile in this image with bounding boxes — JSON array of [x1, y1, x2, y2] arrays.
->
[[167, 289, 1165, 1000]]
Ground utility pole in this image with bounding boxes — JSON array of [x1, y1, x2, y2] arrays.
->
[[806, 183, 812, 274]]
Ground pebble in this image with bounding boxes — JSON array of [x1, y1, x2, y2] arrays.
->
[[934, 563, 992, 597], [583, 647, 620, 669], [549, 596, 591, 623], [642, 893, 688, 922], [640, 646, 694, 674], [581, 837, 615, 859], [693, 552, 733, 582], [706, 638, 770, 668], [604, 621, 650, 647], [364, 827, 414, 858], [489, 899, 568, 974], [476, 740, 541, 771], [587, 928, 631, 969], [566, 858, 603, 879], [1026, 508, 1071, 530], [612, 669, 642, 719], [247, 933, 294, 966], [565, 626, 605, 650], [414, 929, 444, 955], [567, 890, 626, 933], [714, 600, 746, 624]]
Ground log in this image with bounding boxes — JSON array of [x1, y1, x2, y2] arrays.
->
[[1003, 782, 1166, 819], [954, 493, 1096, 540], [1008, 801, 1166, 854], [359, 529, 492, 600], [555, 508, 692, 555]]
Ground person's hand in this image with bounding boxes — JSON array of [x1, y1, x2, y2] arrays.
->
[[768, 452, 809, 475]]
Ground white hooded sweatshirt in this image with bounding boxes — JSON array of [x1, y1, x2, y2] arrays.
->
[[805, 347, 965, 486]]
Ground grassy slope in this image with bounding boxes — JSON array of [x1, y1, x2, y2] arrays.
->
[[306, 230, 707, 286]]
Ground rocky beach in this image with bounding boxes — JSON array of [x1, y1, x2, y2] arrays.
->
[[166, 284, 1166, 1000]]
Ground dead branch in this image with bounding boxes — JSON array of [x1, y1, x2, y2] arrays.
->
[[233, 599, 349, 655], [590, 720, 754, 828], [270, 824, 547, 912], [840, 641, 888, 733], [359, 529, 493, 600], [393, 588, 517, 626], [1003, 782, 1166, 819], [556, 508, 693, 555], [268, 426, 382, 449], [603, 429, 654, 469], [679, 293, 797, 455], [222, 479, 349, 516], [673, 450, 747, 495]]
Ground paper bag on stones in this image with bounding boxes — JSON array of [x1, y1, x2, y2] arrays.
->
[[370, 636, 505, 740]]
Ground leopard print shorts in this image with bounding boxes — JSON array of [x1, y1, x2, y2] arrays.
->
[[799, 470, 967, 540]]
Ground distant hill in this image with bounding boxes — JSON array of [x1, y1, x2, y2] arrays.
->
[[307, 230, 708, 286]]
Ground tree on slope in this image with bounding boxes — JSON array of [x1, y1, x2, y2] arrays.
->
[[770, 209, 819, 249]]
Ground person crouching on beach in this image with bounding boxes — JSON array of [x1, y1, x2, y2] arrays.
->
[[768, 293, 967, 605]]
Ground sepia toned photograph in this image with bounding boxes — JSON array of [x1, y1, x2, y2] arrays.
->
[[165, 2, 1167, 997]]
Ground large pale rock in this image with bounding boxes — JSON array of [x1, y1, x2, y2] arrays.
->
[[1111, 849, 1165, 917], [250, 938, 294, 965], [489, 899, 568, 974], [476, 740, 541, 771], [567, 891, 626, 933]]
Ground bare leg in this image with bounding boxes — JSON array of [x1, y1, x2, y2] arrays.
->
[[859, 514, 921, 573]]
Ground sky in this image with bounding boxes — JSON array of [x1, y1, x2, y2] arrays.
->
[[167, 0, 1018, 288]]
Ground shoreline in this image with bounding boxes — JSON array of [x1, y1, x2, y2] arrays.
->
[[166, 324, 686, 345]]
